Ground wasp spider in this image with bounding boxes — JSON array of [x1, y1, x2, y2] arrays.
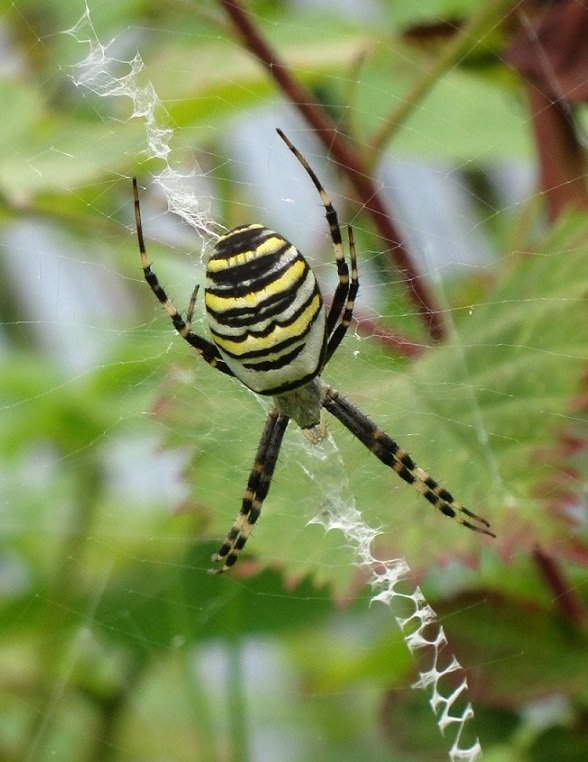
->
[[133, 129, 494, 573]]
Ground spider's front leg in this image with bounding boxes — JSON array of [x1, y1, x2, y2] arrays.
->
[[211, 408, 290, 573], [132, 178, 235, 377]]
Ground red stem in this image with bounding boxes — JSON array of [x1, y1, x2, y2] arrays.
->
[[526, 88, 588, 220], [533, 545, 585, 626], [354, 313, 426, 358], [218, 0, 445, 341]]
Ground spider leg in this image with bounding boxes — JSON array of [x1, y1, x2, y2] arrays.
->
[[324, 225, 359, 362], [211, 408, 290, 573], [132, 178, 234, 377], [275, 129, 354, 344], [323, 387, 495, 537]]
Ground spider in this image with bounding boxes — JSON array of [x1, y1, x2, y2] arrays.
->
[[132, 128, 494, 573]]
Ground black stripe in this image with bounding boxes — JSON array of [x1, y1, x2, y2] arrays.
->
[[209, 226, 286, 266], [213, 329, 305, 361], [207, 250, 306, 300], [207, 263, 315, 324], [253, 368, 323, 396], [211, 305, 323, 363], [210, 283, 322, 349], [211, 225, 271, 258], [208, 240, 293, 289], [207, 289, 295, 327], [242, 343, 305, 370]]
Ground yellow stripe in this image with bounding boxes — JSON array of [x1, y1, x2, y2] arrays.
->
[[213, 294, 321, 356], [207, 235, 286, 273], [205, 258, 305, 313]]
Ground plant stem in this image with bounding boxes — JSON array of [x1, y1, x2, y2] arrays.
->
[[367, 0, 514, 165], [533, 545, 585, 625], [217, 0, 446, 341]]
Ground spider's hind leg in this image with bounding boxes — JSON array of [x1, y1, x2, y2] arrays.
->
[[323, 386, 494, 537], [211, 409, 290, 573]]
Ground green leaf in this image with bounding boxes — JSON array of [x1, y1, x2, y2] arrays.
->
[[0, 80, 144, 203], [441, 589, 588, 706], [154, 214, 588, 594]]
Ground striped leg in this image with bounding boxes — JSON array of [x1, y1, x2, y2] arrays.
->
[[276, 129, 357, 348], [211, 408, 290, 573], [324, 225, 358, 362], [323, 387, 494, 537], [132, 178, 234, 376]]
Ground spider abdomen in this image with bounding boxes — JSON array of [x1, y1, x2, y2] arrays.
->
[[205, 224, 327, 395]]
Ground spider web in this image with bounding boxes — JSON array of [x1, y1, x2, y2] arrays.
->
[[64, 7, 481, 760], [65, 6, 483, 759], [2, 1, 588, 761]]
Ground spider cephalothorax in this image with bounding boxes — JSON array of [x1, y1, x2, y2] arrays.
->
[[133, 129, 494, 573]]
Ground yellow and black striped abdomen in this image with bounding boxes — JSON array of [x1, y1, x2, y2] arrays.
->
[[205, 224, 327, 395]]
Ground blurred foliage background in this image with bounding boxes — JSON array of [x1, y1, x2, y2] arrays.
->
[[1, 1, 588, 760]]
